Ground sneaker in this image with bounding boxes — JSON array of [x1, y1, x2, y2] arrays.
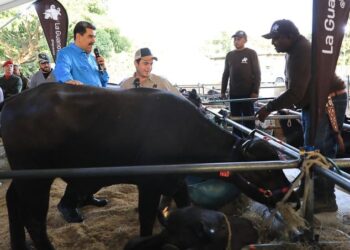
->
[[314, 198, 338, 214]]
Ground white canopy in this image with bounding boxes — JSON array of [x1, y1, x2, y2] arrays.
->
[[0, 0, 33, 12]]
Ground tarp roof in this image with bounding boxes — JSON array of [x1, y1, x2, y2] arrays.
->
[[0, 0, 32, 12]]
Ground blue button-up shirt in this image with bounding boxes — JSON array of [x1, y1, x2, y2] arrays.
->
[[54, 43, 109, 87]]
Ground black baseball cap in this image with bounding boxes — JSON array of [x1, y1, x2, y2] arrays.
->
[[134, 48, 158, 61], [262, 19, 300, 39], [232, 30, 247, 39]]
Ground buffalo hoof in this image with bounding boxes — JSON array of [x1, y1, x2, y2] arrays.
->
[[79, 196, 108, 207], [57, 202, 84, 223]]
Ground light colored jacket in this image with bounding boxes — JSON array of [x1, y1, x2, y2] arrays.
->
[[29, 70, 56, 88]]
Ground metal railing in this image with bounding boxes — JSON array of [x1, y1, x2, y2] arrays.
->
[[0, 102, 350, 248], [0, 160, 299, 180]]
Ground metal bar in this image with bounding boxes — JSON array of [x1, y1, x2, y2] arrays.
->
[[279, 108, 350, 131], [173, 82, 285, 90], [242, 241, 350, 249], [206, 108, 350, 166], [314, 166, 350, 193], [330, 158, 350, 168], [203, 97, 274, 105], [227, 114, 300, 121], [0, 160, 299, 180], [338, 169, 350, 180], [253, 130, 300, 159], [205, 108, 301, 159], [252, 129, 300, 154]]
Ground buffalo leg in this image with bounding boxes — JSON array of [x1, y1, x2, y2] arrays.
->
[[172, 181, 190, 208], [6, 181, 28, 250], [138, 186, 161, 236], [20, 179, 55, 250]]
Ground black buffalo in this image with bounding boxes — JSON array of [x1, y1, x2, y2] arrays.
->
[[2, 83, 296, 250], [125, 206, 258, 250]]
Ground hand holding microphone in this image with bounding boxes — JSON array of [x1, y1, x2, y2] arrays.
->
[[94, 47, 106, 71]]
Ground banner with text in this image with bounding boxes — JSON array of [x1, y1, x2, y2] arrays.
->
[[310, 0, 350, 144], [34, 0, 68, 61]]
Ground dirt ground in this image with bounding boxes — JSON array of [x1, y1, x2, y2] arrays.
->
[[0, 178, 154, 250], [0, 134, 164, 250], [1, 141, 350, 249]]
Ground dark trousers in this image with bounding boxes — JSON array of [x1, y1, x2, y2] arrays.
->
[[229, 95, 255, 137]]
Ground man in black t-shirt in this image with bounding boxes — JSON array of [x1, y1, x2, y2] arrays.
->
[[221, 30, 261, 136]]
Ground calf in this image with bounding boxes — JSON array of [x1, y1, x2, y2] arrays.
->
[[124, 206, 258, 250], [2, 83, 296, 250]]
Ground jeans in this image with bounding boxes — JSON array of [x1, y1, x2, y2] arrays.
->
[[302, 92, 347, 201], [302, 93, 347, 158]]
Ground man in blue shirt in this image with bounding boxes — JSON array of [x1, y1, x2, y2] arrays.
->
[[54, 21, 109, 87], [55, 21, 109, 224]]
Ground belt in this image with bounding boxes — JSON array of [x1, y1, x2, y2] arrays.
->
[[328, 89, 347, 98]]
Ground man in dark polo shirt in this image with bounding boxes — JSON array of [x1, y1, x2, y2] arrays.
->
[[0, 60, 22, 98], [221, 30, 261, 136]]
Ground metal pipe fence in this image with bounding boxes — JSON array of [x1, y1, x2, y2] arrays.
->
[[205, 107, 301, 159], [0, 100, 349, 249], [205, 107, 350, 192], [0, 160, 299, 180], [224, 114, 300, 121]]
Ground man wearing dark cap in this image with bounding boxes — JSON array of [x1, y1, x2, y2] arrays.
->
[[221, 30, 261, 135], [120, 48, 180, 95], [0, 60, 22, 98], [29, 53, 56, 88], [256, 19, 347, 213]]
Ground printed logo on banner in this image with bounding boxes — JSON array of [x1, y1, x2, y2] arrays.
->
[[34, 0, 68, 61], [43, 5, 61, 21]]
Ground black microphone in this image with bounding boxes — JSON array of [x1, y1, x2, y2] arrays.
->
[[133, 78, 140, 88], [93, 47, 103, 71]]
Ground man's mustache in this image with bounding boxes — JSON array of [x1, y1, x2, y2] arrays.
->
[[89, 43, 94, 46]]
